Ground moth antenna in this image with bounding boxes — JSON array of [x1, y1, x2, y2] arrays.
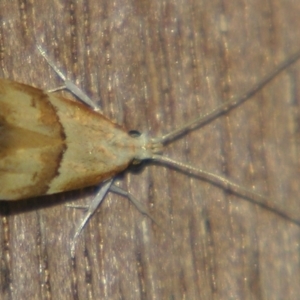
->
[[154, 50, 300, 145], [145, 51, 300, 224], [151, 155, 300, 225]]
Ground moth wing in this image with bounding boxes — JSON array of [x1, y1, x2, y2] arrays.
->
[[0, 79, 65, 200], [0, 79, 139, 200]]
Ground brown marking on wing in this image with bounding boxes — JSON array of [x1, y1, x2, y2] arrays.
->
[[45, 92, 140, 195], [0, 79, 67, 200]]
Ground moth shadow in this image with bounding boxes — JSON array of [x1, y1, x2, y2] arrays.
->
[[0, 186, 98, 216], [0, 166, 146, 217]]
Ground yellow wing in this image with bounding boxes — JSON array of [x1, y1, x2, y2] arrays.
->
[[0, 79, 139, 200]]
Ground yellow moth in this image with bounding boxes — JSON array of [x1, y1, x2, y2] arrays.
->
[[1, 47, 300, 253], [0, 78, 151, 200]]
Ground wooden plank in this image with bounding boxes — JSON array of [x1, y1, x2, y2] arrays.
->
[[0, 0, 299, 299]]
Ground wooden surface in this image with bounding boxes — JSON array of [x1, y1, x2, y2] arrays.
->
[[0, 0, 300, 299]]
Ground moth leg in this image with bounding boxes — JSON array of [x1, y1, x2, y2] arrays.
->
[[37, 45, 100, 111], [70, 179, 113, 257], [47, 86, 70, 93], [110, 184, 165, 231], [68, 181, 167, 257], [65, 204, 89, 209]]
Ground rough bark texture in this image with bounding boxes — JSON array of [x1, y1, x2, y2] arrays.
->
[[0, 0, 299, 299]]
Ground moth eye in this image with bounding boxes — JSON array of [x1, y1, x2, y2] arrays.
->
[[129, 159, 146, 173], [127, 129, 146, 171], [128, 130, 141, 138]]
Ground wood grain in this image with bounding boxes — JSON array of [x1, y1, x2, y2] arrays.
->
[[0, 0, 299, 299]]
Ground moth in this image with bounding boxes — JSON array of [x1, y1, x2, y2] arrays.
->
[[1, 47, 300, 253]]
